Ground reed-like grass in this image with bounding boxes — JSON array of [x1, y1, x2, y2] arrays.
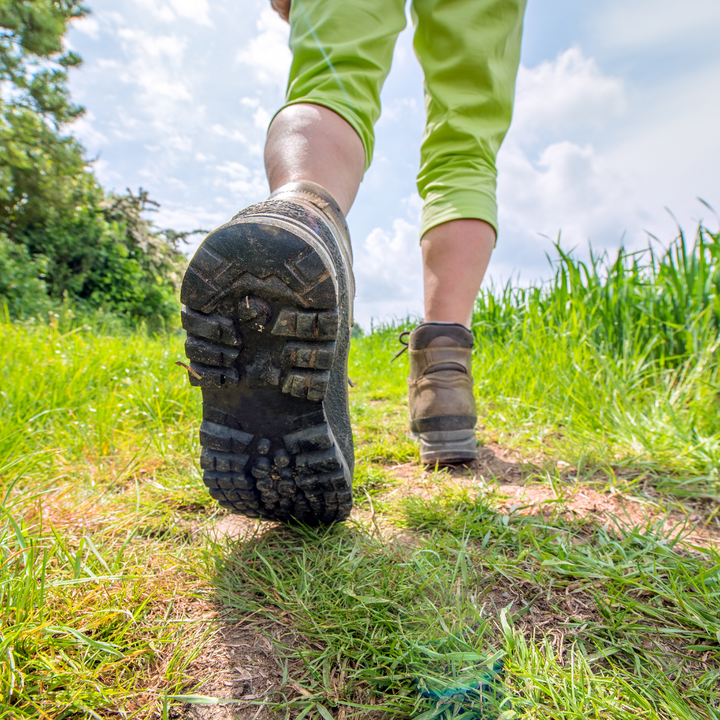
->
[[475, 224, 720, 365], [0, 223, 718, 716], [364, 225, 720, 492]]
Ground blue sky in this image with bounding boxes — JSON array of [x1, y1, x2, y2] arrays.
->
[[66, 0, 720, 329]]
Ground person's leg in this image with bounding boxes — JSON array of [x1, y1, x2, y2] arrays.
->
[[406, 0, 527, 464], [422, 219, 495, 327], [265, 103, 365, 216], [275, 0, 409, 197], [180, 0, 406, 524], [413, 0, 527, 328]]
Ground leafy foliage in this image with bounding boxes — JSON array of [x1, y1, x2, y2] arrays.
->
[[1, 0, 87, 231], [0, 231, 51, 318], [0, 0, 189, 326]]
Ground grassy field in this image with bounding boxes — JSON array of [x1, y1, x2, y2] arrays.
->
[[1, 227, 720, 719]]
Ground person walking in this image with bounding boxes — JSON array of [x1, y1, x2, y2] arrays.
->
[[179, 0, 526, 523]]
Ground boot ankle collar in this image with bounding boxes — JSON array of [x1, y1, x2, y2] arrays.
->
[[410, 322, 474, 350], [410, 346, 473, 376], [270, 181, 349, 242]]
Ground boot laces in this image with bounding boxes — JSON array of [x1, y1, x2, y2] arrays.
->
[[390, 330, 411, 363]]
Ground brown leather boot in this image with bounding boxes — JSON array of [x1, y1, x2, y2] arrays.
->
[[406, 322, 478, 464]]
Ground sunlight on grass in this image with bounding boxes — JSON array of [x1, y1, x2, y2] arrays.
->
[[1, 226, 719, 717], [204, 495, 720, 718]]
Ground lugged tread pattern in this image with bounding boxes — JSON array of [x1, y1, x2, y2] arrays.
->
[[281, 369, 330, 402], [285, 340, 336, 370], [181, 303, 339, 399], [198, 421, 351, 523], [272, 308, 338, 340], [185, 337, 240, 368], [188, 363, 239, 388], [200, 447, 249, 472], [199, 421, 253, 453], [180, 200, 353, 524], [182, 305, 241, 346]]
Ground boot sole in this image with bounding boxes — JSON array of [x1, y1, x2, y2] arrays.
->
[[416, 429, 478, 465], [180, 209, 353, 524]]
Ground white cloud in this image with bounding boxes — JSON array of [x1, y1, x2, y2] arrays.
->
[[377, 97, 419, 125], [164, 134, 193, 153], [135, 0, 176, 23], [215, 161, 267, 200], [353, 195, 425, 328], [71, 112, 108, 149], [212, 124, 247, 143], [253, 107, 271, 130], [597, 0, 720, 51], [168, 0, 212, 27], [236, 9, 292, 91], [89, 158, 124, 188], [211, 124, 263, 156], [495, 45, 720, 273], [116, 29, 191, 104], [498, 140, 634, 248], [512, 47, 625, 143], [357, 219, 421, 299], [155, 203, 226, 245], [491, 48, 638, 276], [129, 0, 213, 26], [97, 58, 122, 70], [71, 16, 100, 39], [216, 161, 252, 180]]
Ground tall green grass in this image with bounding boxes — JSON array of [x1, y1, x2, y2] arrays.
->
[[0, 317, 213, 717], [475, 225, 720, 365], [363, 225, 720, 493]]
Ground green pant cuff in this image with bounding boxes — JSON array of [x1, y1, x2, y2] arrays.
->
[[420, 190, 499, 241]]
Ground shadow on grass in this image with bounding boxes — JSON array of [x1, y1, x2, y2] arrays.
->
[[185, 487, 720, 720]]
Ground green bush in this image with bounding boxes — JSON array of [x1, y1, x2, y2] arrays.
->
[[0, 232, 51, 318], [0, 0, 190, 328]]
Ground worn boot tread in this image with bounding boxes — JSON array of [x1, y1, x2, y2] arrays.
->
[[180, 200, 354, 524]]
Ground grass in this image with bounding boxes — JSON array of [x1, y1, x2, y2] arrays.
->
[[205, 490, 720, 718], [0, 316, 215, 717], [0, 225, 719, 718], [466, 225, 720, 486]]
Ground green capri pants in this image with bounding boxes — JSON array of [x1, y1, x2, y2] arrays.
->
[[282, 0, 527, 239]]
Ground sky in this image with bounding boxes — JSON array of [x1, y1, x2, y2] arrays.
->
[[66, 0, 720, 330]]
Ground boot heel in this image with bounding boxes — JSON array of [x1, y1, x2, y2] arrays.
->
[[419, 429, 478, 465]]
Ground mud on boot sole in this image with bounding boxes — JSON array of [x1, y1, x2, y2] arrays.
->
[[180, 210, 353, 524]]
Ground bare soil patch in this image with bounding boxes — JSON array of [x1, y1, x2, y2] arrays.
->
[[369, 442, 720, 547], [168, 623, 289, 720], [157, 442, 720, 716]]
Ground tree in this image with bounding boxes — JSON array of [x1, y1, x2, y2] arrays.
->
[[0, 0, 87, 233], [0, 1, 188, 326]]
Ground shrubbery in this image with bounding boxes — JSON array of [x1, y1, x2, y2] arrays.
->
[[0, 0, 189, 327]]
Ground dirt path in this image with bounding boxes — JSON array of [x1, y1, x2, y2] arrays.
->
[[167, 443, 720, 719]]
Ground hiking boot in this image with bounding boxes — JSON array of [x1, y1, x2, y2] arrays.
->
[[406, 322, 478, 464], [179, 181, 355, 524]]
